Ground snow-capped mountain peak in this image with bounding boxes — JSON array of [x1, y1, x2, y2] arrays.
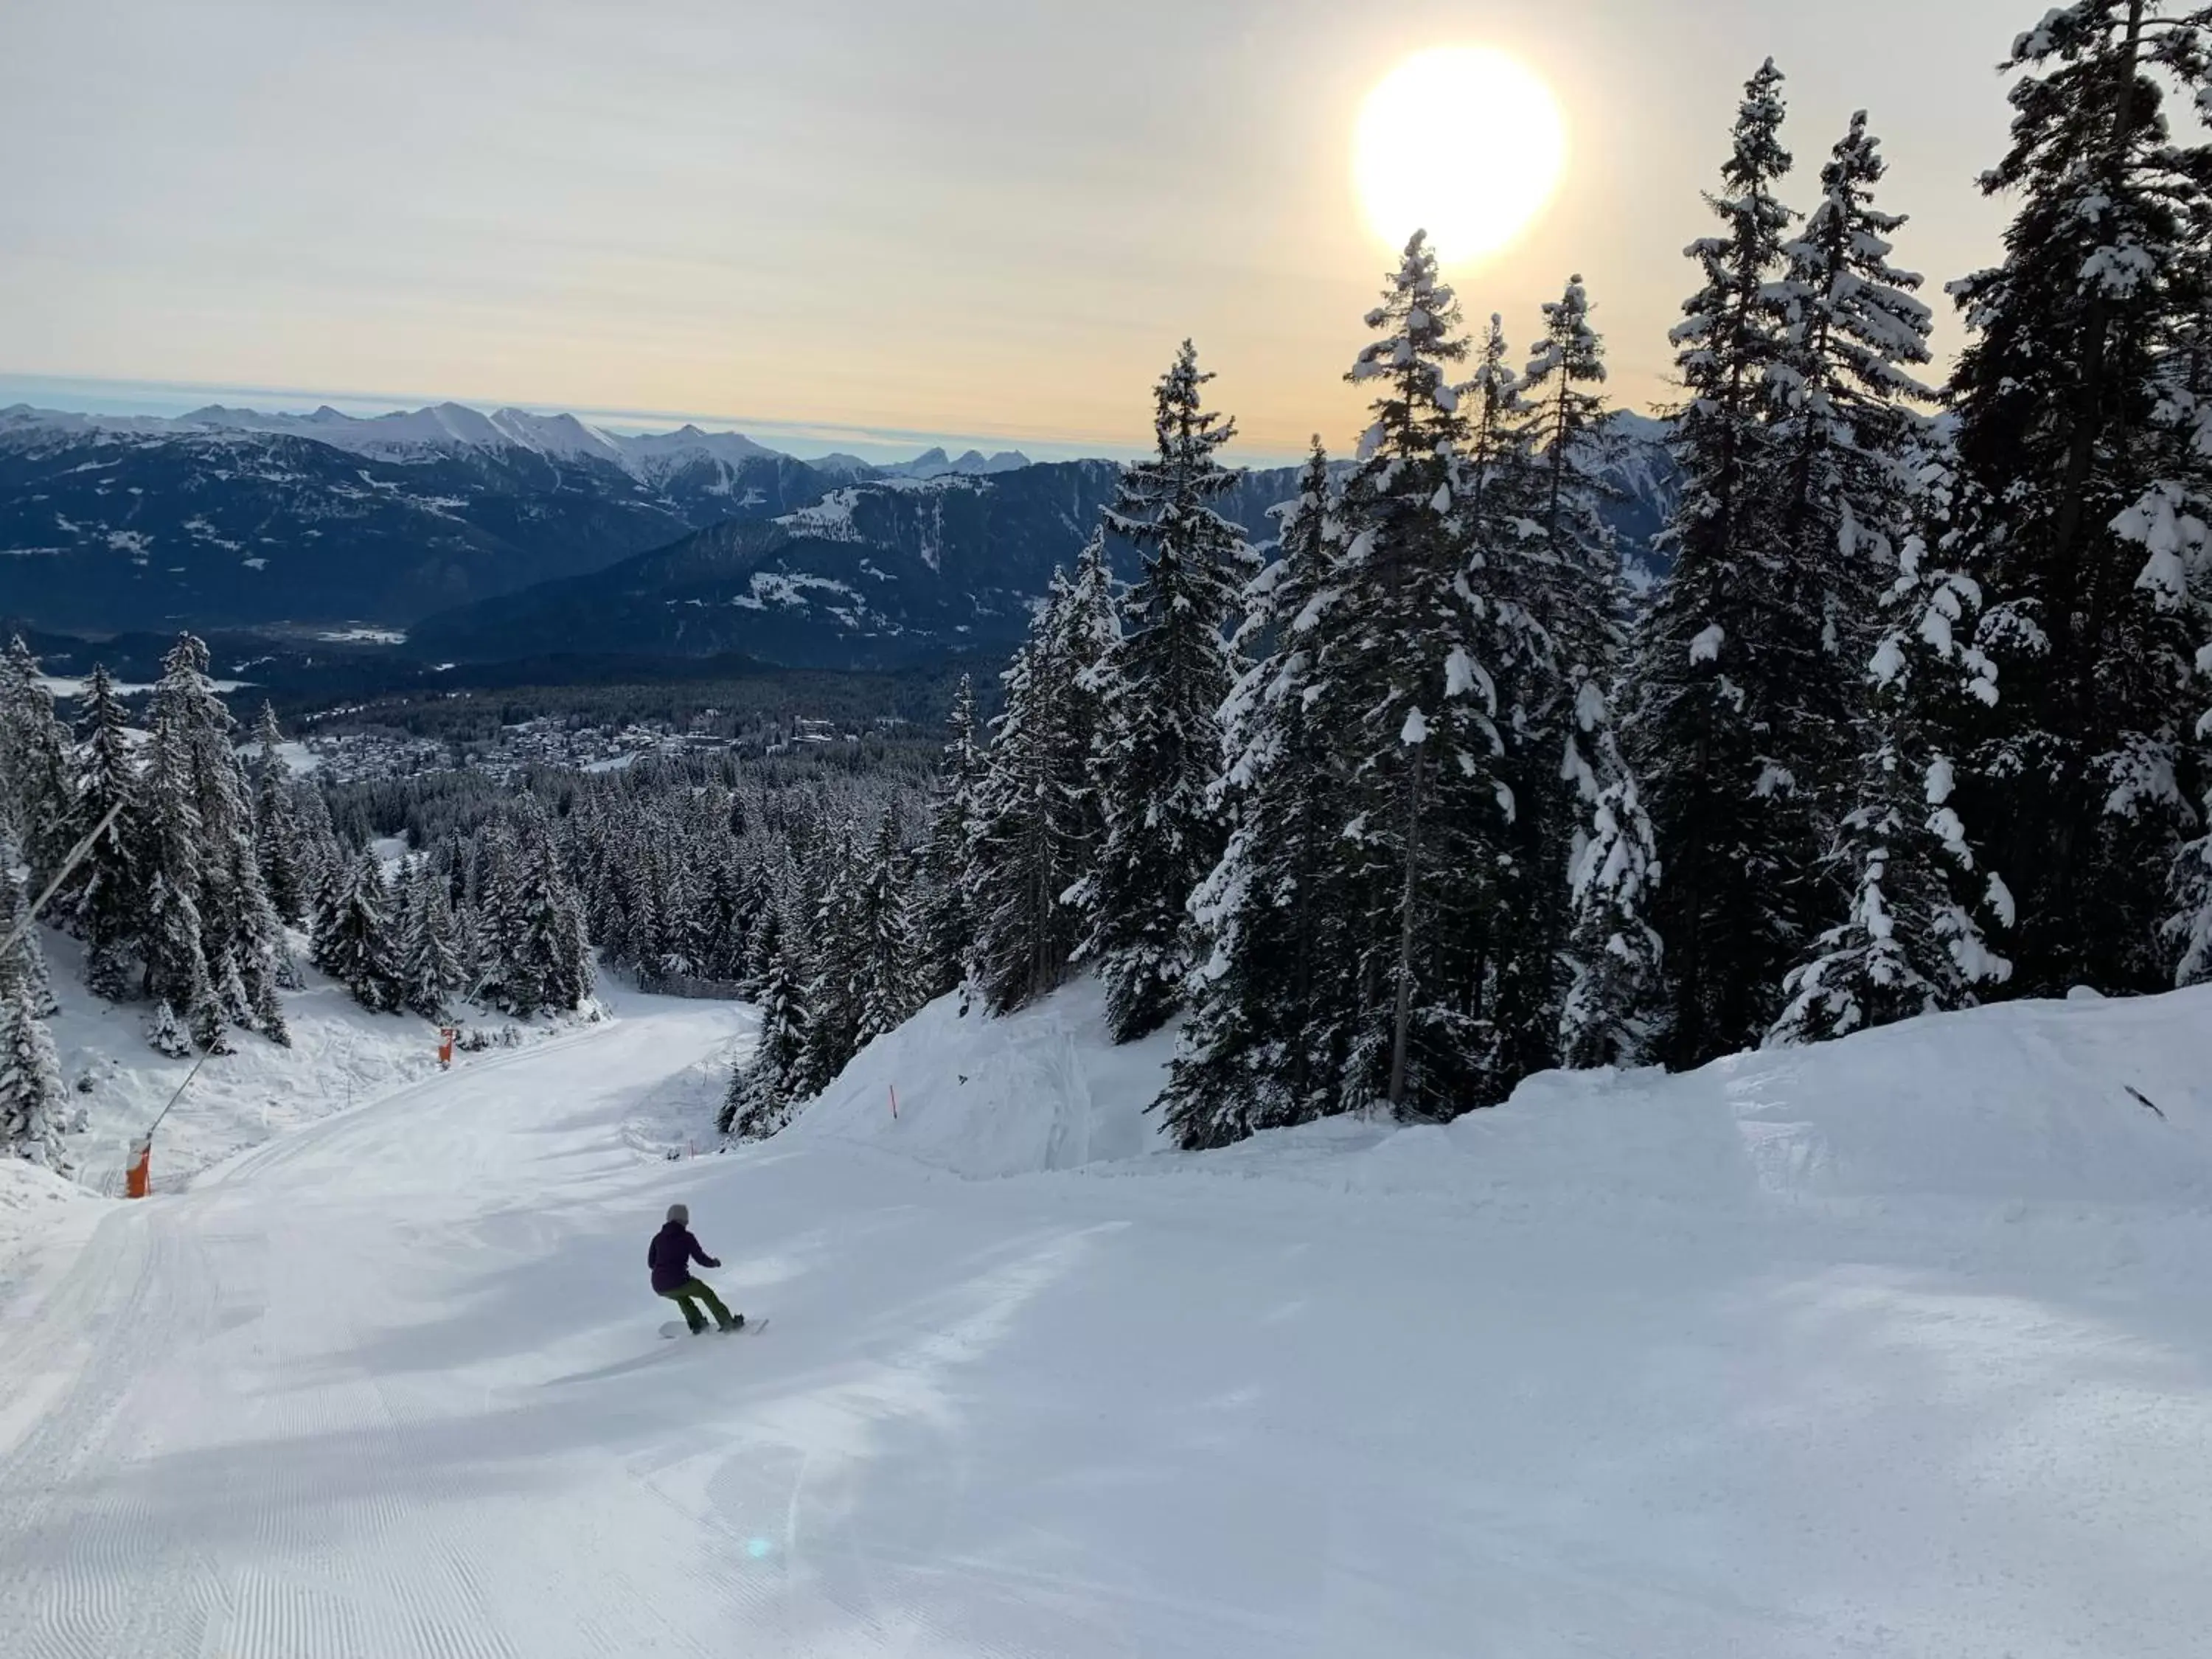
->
[[875, 445, 1034, 479], [0, 399, 791, 482]]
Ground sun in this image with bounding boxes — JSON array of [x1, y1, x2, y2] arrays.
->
[[1354, 46, 1568, 265]]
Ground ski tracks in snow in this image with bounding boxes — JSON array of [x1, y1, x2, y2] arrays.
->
[[0, 1000, 759, 1659]]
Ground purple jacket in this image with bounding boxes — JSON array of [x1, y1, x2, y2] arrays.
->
[[648, 1222, 717, 1293]]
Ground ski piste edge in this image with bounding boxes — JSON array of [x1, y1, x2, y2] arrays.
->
[[658, 1316, 768, 1340]]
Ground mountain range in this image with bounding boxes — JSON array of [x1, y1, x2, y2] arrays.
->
[[0, 400, 1677, 672]]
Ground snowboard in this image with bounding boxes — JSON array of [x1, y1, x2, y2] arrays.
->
[[659, 1315, 766, 1340]]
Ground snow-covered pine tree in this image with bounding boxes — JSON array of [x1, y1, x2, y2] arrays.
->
[[1621, 59, 1817, 1069], [964, 537, 1119, 1015], [1759, 114, 2015, 1043], [737, 863, 782, 996], [720, 899, 812, 1140], [1770, 450, 2014, 1040], [222, 832, 292, 1044], [1312, 231, 1523, 1117], [251, 704, 310, 927], [915, 675, 984, 1001], [659, 849, 710, 979], [797, 827, 864, 1089], [1768, 111, 1935, 667], [69, 665, 142, 1001], [0, 636, 77, 888], [0, 957, 68, 1172], [1944, 2, 2212, 995], [1557, 757, 1667, 1068], [1505, 275, 1670, 1069], [145, 870, 222, 1051], [499, 813, 592, 1017], [142, 636, 288, 1043], [139, 656, 226, 1049], [1158, 441, 1364, 1147], [700, 832, 753, 983], [314, 849, 403, 1013], [852, 810, 922, 1047], [1082, 341, 1256, 1042], [396, 858, 463, 1020], [1445, 308, 1587, 1089], [292, 786, 347, 922], [0, 834, 58, 1018], [2161, 320, 2212, 978]]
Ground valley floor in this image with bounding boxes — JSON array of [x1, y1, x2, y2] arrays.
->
[[1, 984, 2209, 1657]]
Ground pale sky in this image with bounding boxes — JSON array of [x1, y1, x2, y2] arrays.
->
[[3, 0, 2031, 463]]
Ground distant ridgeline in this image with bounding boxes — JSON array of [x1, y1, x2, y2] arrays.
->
[[0, 402, 1678, 669]]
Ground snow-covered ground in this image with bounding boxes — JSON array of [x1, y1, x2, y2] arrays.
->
[[35, 930, 599, 1202], [3, 977, 2211, 1656]]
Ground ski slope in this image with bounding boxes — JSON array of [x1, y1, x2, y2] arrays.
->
[[3, 983, 2212, 1657]]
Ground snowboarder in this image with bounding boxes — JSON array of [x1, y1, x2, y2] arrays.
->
[[648, 1203, 744, 1334]]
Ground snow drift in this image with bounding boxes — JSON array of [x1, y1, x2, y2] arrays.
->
[[783, 978, 1175, 1178], [785, 972, 2212, 1228]]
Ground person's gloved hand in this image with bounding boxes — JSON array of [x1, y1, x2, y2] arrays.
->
[[705, 1256, 721, 1269]]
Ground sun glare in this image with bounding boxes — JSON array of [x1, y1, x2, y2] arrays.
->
[[1354, 46, 1568, 266]]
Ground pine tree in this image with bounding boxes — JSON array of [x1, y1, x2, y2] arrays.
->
[[738, 869, 783, 997], [469, 821, 521, 1009], [721, 905, 812, 1139], [1769, 111, 1936, 656], [396, 858, 463, 1020], [0, 966, 68, 1173], [145, 870, 222, 1051], [798, 828, 865, 1088], [70, 665, 142, 1001], [147, 998, 191, 1060], [1756, 116, 2016, 1043], [222, 833, 292, 1045], [0, 835, 58, 1018], [965, 538, 1119, 1014], [251, 704, 310, 926], [659, 849, 710, 978], [1558, 755, 1668, 1068], [1622, 59, 1820, 1068], [139, 659, 224, 1051], [0, 636, 77, 889], [1771, 488, 2015, 1040], [1159, 442, 1363, 1147], [1083, 341, 1256, 1041], [293, 786, 347, 922], [852, 812, 922, 1047], [313, 849, 402, 1012], [496, 813, 592, 1017], [1943, 3, 2212, 995], [142, 636, 288, 1043], [915, 675, 984, 1001], [1311, 232, 1525, 1117], [1509, 276, 1670, 1069]]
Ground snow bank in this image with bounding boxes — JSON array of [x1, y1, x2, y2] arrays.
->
[[0, 1157, 100, 1301], [1184, 986, 2212, 1228], [786, 973, 2212, 1240], [783, 978, 1175, 1178]]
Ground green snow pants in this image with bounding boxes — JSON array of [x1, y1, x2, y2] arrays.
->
[[660, 1279, 736, 1334]]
